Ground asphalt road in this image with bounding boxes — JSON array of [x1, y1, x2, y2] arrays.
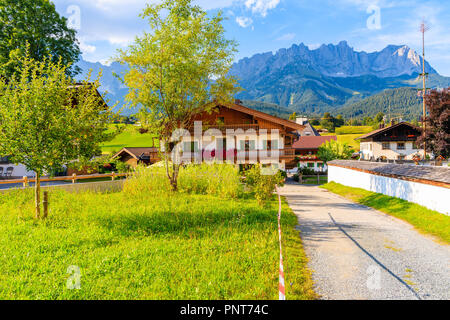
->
[[279, 182, 450, 300]]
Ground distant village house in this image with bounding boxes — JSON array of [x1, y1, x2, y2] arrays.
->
[[357, 122, 424, 161]]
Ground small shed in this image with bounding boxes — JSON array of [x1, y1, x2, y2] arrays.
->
[[112, 147, 160, 167]]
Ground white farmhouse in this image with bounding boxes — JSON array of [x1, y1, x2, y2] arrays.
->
[[357, 122, 424, 161]]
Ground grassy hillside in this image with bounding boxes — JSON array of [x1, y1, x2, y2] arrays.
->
[[101, 124, 157, 154], [320, 125, 371, 151]]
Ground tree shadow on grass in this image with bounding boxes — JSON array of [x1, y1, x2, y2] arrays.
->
[[359, 193, 412, 214]]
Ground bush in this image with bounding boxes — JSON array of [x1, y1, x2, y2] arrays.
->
[[244, 165, 284, 206], [297, 167, 316, 176]]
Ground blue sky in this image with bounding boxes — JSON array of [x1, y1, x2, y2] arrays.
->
[[53, 0, 450, 75]]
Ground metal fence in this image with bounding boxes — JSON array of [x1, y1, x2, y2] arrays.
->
[[295, 174, 328, 185]]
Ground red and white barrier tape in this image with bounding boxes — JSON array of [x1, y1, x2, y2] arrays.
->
[[276, 186, 286, 300]]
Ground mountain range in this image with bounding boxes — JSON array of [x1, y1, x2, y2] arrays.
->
[[76, 41, 450, 119]]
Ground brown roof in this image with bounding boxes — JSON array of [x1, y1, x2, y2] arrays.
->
[[112, 147, 158, 160], [356, 122, 420, 140], [292, 136, 337, 149], [222, 102, 305, 131]]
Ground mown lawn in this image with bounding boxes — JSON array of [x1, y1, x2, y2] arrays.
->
[[101, 124, 157, 154], [321, 182, 450, 244], [0, 186, 315, 299], [321, 133, 362, 151]]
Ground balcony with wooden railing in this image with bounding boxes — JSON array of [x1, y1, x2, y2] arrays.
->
[[180, 148, 297, 164], [187, 123, 286, 133]]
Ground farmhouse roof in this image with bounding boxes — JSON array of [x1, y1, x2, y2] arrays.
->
[[356, 122, 420, 140], [299, 122, 320, 136], [221, 101, 305, 131], [112, 147, 159, 160], [292, 136, 337, 150]]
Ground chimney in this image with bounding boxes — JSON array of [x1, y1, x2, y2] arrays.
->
[[234, 99, 242, 105], [379, 122, 385, 129], [391, 119, 396, 126], [296, 116, 308, 125]]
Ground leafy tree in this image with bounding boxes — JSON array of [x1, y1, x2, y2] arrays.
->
[[0, 0, 81, 78], [289, 112, 298, 121], [117, 0, 239, 191], [0, 55, 113, 218], [317, 139, 354, 163], [374, 112, 384, 123], [320, 118, 335, 132], [335, 114, 345, 127], [417, 88, 450, 158], [362, 116, 373, 126]]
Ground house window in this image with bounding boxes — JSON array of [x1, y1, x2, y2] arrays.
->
[[397, 143, 405, 150], [263, 139, 279, 150], [240, 140, 255, 151], [398, 154, 406, 160], [307, 163, 315, 168], [382, 142, 390, 150], [0, 156, 10, 164], [183, 141, 199, 152]]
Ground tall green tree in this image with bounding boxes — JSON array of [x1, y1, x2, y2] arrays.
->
[[0, 55, 113, 218], [0, 0, 81, 78], [317, 140, 354, 164], [117, 0, 239, 191]]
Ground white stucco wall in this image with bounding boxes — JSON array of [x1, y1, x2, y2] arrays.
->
[[0, 164, 35, 177], [328, 165, 450, 215], [360, 141, 424, 160]]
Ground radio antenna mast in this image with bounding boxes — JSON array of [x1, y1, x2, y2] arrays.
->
[[419, 20, 430, 159]]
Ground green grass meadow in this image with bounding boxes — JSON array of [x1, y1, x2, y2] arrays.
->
[[319, 126, 373, 151], [0, 165, 316, 299], [101, 124, 157, 154], [321, 182, 450, 244]]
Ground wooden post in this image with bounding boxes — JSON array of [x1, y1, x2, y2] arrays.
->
[[23, 176, 28, 188], [43, 191, 48, 219], [111, 171, 115, 181], [299, 174, 303, 184], [317, 174, 320, 185], [72, 173, 77, 184]]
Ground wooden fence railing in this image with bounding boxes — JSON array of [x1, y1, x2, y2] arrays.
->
[[0, 172, 130, 187]]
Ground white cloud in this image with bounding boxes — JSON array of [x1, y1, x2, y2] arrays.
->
[[244, 0, 280, 17], [236, 16, 253, 28], [276, 33, 296, 41], [79, 40, 96, 54]]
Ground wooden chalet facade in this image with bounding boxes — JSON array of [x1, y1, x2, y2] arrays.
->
[[178, 101, 305, 170], [356, 122, 424, 161]]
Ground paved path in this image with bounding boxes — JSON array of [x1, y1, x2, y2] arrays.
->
[[279, 182, 450, 300]]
